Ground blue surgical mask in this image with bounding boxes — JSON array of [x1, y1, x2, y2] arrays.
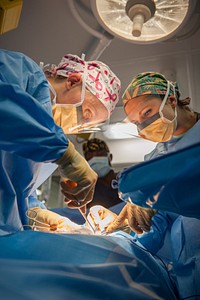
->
[[88, 156, 111, 178]]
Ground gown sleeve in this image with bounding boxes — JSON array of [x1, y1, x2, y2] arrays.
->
[[0, 50, 68, 163]]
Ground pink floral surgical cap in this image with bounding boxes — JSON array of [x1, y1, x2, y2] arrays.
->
[[51, 54, 121, 115]]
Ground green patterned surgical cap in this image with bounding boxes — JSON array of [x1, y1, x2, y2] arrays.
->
[[122, 72, 180, 105]]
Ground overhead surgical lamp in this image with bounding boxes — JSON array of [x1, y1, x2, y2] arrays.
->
[[91, 0, 199, 44]]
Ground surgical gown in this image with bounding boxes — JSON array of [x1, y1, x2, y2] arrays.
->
[[0, 49, 68, 234], [118, 120, 200, 216]]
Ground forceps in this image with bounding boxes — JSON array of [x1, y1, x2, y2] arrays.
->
[[78, 209, 98, 234]]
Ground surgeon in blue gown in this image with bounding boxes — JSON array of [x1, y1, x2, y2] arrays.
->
[[0, 49, 121, 234], [106, 72, 200, 299]]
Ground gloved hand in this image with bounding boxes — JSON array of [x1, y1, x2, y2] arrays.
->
[[27, 207, 65, 231], [106, 203, 158, 234], [56, 141, 97, 211], [87, 205, 129, 234], [87, 205, 117, 233]]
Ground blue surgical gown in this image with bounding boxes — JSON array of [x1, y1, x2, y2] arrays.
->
[[0, 49, 68, 234], [118, 119, 200, 215], [144, 121, 200, 216]]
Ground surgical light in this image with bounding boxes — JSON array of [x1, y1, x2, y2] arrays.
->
[[91, 0, 194, 44], [125, 0, 156, 37]]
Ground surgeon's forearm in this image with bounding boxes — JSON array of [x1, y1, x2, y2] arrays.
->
[[0, 82, 68, 162]]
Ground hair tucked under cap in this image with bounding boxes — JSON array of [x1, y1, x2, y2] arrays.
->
[[122, 72, 181, 106], [82, 138, 110, 157], [49, 54, 121, 115]]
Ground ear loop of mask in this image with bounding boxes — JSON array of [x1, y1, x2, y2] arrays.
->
[[67, 54, 89, 133], [159, 81, 177, 123], [80, 53, 87, 105], [48, 81, 57, 105], [40, 62, 57, 105]]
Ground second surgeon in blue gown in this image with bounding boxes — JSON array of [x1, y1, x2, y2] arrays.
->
[[106, 71, 200, 299]]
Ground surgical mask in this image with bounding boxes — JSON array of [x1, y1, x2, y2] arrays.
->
[[48, 81, 78, 134], [136, 81, 177, 142], [88, 156, 112, 178], [52, 104, 81, 134]]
